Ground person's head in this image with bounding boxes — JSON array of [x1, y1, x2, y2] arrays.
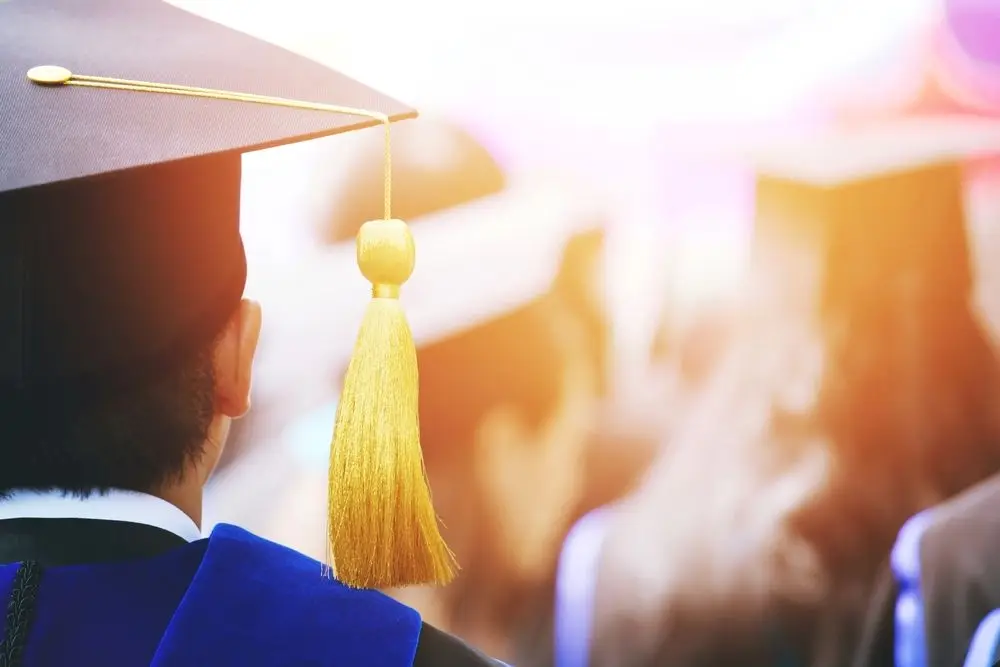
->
[[590, 248, 1000, 667], [744, 137, 1000, 530], [0, 299, 262, 500], [0, 150, 266, 506], [0, 0, 414, 505], [588, 128, 1000, 667]]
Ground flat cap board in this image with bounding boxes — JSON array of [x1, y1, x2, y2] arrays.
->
[[747, 117, 1000, 312], [0, 0, 414, 392], [0, 0, 415, 194], [750, 116, 1000, 186]]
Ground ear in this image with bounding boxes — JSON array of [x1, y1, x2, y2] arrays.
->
[[213, 299, 263, 418]]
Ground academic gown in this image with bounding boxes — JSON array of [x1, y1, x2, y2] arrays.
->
[[852, 472, 1000, 667], [0, 517, 502, 667]]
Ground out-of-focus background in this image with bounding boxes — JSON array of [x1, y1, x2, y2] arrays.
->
[[175, 0, 1000, 664]]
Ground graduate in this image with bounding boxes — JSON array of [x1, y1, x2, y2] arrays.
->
[[553, 118, 1000, 667], [0, 0, 506, 665]]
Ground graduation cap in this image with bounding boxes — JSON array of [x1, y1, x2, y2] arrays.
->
[[747, 117, 1000, 315], [1, 0, 452, 590]]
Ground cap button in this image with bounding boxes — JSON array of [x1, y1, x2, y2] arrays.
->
[[27, 66, 72, 85]]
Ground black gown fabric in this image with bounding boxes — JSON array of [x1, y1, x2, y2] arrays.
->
[[852, 473, 1000, 667]]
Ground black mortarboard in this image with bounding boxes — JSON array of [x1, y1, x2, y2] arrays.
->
[[748, 117, 1000, 315], [0, 0, 414, 392]]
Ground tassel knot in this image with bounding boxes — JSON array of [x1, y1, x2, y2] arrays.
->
[[357, 219, 415, 289]]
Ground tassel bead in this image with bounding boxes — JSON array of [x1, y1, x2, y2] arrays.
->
[[357, 219, 415, 289]]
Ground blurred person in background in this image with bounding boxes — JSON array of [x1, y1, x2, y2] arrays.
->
[[406, 262, 598, 663], [852, 465, 1000, 667], [546, 227, 659, 535], [554, 119, 1000, 667], [851, 162, 1000, 667]]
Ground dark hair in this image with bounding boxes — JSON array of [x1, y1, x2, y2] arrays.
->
[[0, 343, 217, 497], [799, 291, 1000, 563], [589, 286, 1000, 667]]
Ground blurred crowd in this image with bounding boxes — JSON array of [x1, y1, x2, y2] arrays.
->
[[184, 0, 1000, 665]]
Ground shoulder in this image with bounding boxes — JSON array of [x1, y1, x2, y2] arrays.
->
[[921, 472, 1000, 564], [202, 525, 505, 666], [206, 523, 416, 608], [193, 524, 425, 666], [891, 475, 1000, 667], [891, 473, 1000, 580], [414, 623, 507, 667], [889, 474, 1000, 605]]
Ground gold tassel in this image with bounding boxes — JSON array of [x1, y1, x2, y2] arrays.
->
[[24, 65, 458, 590], [328, 218, 457, 589]]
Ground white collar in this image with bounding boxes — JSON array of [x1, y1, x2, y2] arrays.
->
[[0, 489, 203, 543]]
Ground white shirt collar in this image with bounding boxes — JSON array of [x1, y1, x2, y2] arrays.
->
[[0, 489, 203, 543]]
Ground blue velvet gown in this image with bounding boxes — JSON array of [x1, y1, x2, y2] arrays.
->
[[0, 519, 498, 666]]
